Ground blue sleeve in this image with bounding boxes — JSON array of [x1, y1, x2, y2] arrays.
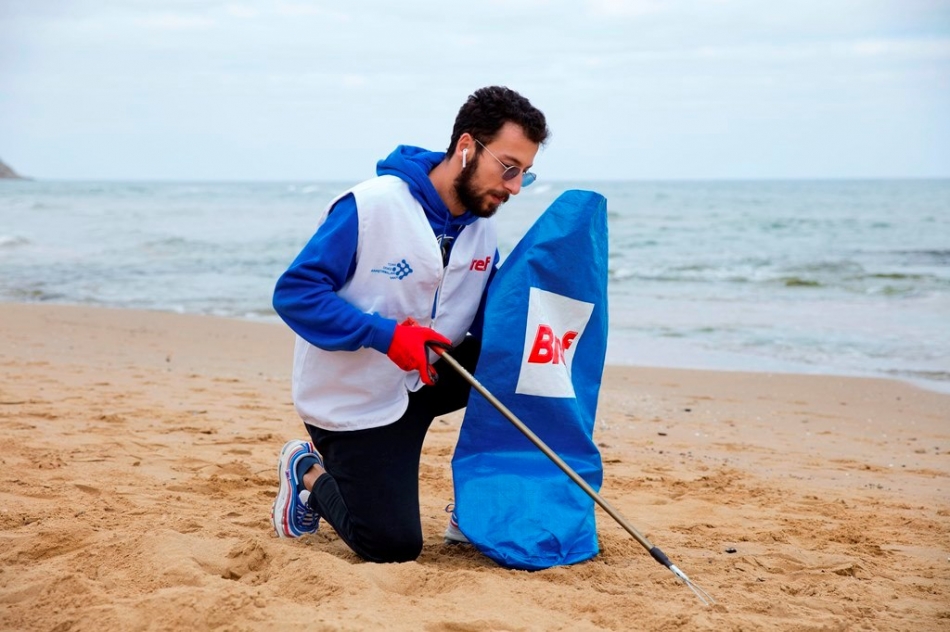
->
[[272, 194, 396, 353]]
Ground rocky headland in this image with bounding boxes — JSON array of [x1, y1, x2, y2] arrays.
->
[[0, 158, 27, 179]]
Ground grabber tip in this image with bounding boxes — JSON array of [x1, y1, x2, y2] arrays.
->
[[669, 564, 716, 606]]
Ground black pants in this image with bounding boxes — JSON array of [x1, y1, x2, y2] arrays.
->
[[304, 337, 479, 563]]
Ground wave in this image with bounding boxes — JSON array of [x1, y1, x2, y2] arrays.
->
[[892, 249, 950, 265], [606, 262, 947, 294], [608, 268, 637, 282], [885, 369, 950, 383], [525, 184, 552, 195], [786, 261, 865, 275], [2, 286, 65, 301], [868, 272, 926, 280], [139, 237, 224, 255], [781, 277, 822, 288]]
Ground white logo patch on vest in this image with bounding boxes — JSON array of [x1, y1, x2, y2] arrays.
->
[[515, 287, 595, 398]]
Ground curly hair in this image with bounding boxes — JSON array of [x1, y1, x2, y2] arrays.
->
[[447, 86, 550, 155]]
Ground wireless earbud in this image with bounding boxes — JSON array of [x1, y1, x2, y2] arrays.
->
[[462, 148, 468, 168]]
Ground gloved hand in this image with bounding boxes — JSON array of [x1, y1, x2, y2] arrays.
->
[[386, 318, 451, 386]]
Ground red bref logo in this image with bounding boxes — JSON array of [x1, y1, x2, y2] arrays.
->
[[516, 288, 594, 398], [527, 325, 578, 364], [469, 255, 491, 271]]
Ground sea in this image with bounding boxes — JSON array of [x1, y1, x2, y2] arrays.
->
[[2, 179, 949, 393]]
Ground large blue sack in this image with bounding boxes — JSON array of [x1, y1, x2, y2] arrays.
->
[[451, 189, 609, 571]]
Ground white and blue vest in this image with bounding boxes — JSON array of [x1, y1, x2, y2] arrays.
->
[[292, 175, 496, 430]]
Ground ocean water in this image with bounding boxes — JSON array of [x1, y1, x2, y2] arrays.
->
[[2, 179, 948, 393]]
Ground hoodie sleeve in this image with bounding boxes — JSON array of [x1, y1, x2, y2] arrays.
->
[[272, 194, 396, 353]]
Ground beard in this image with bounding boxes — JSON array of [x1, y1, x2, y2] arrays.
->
[[453, 156, 509, 218]]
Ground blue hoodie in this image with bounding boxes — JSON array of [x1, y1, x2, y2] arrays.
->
[[273, 146, 493, 354]]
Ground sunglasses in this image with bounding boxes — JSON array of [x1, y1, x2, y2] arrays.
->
[[474, 139, 537, 187]]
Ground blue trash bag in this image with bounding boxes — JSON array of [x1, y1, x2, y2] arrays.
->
[[451, 189, 609, 570]]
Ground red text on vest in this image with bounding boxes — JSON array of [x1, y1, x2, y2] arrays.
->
[[470, 255, 491, 271]]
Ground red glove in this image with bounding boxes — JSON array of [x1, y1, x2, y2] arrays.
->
[[386, 318, 451, 386]]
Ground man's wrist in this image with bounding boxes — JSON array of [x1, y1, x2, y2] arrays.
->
[[368, 316, 398, 354]]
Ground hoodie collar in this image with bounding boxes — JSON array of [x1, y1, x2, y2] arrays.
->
[[376, 145, 481, 228]]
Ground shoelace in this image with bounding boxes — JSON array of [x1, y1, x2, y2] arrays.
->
[[294, 498, 318, 530], [290, 446, 320, 532]]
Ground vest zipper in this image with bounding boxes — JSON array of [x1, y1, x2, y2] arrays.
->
[[431, 223, 465, 322], [430, 274, 444, 321]]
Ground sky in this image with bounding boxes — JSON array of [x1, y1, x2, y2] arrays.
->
[[1, 1, 949, 181]]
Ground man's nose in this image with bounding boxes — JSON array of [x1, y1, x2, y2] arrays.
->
[[503, 176, 522, 196]]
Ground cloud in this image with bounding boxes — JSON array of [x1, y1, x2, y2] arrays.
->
[[133, 13, 215, 30], [565, 36, 950, 70], [586, 0, 666, 18], [225, 5, 259, 19], [3, 0, 948, 179], [274, 2, 351, 20], [851, 37, 950, 59], [341, 74, 367, 88]]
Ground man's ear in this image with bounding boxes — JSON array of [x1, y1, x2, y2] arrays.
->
[[457, 133, 475, 155]]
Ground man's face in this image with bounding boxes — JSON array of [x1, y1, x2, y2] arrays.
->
[[454, 122, 540, 218]]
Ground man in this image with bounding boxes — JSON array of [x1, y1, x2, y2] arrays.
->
[[270, 86, 550, 563]]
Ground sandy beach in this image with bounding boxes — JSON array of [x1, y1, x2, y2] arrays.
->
[[1, 302, 948, 631]]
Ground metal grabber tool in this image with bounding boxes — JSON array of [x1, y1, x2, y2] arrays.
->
[[431, 345, 716, 606]]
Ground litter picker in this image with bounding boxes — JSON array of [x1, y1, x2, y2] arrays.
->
[[433, 346, 716, 606]]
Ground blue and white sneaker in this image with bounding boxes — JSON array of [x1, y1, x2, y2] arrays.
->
[[271, 439, 322, 538]]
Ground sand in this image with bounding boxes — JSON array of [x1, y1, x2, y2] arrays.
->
[[1, 303, 948, 631]]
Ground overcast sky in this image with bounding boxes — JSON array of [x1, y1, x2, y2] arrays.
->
[[1, 1, 948, 181]]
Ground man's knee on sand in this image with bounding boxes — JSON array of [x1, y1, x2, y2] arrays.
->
[[357, 530, 424, 564]]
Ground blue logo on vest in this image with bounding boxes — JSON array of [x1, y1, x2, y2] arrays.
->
[[371, 259, 413, 280]]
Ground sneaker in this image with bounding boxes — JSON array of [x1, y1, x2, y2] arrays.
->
[[271, 439, 322, 538], [443, 511, 470, 545]]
